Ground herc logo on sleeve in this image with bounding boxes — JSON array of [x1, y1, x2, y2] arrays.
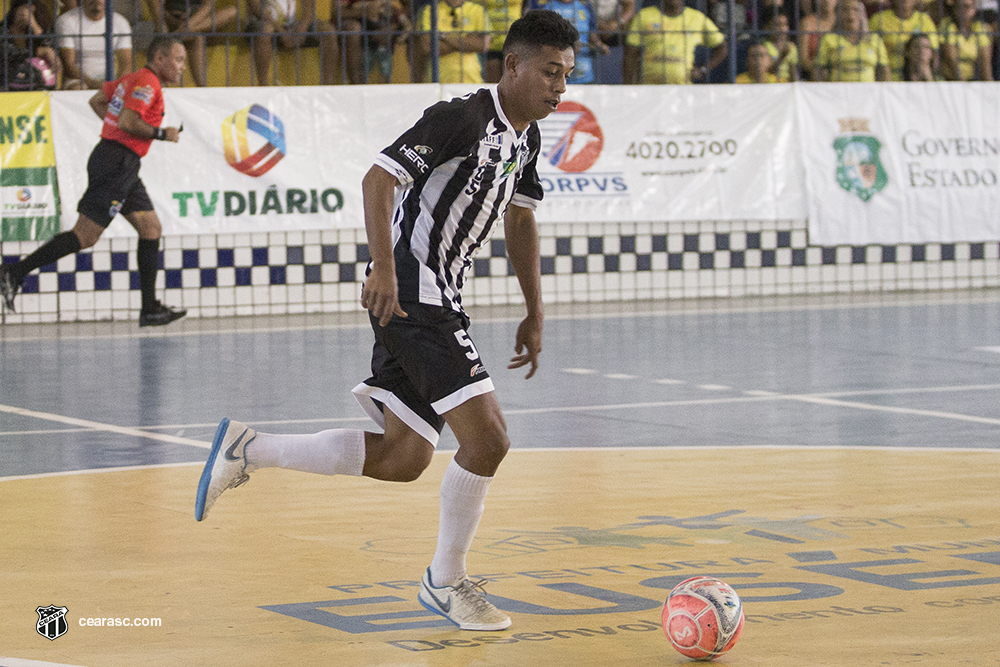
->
[[222, 104, 287, 177]]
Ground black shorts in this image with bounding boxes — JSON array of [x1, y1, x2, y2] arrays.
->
[[77, 139, 153, 228], [352, 302, 494, 446]]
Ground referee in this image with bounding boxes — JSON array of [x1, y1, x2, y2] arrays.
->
[[195, 10, 579, 632], [0, 36, 187, 327]]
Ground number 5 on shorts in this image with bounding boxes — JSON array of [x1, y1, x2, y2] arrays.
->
[[454, 330, 480, 361]]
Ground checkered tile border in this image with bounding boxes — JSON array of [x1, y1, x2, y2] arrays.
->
[[2, 221, 999, 323]]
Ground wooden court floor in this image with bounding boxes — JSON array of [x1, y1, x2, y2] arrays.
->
[[2, 291, 1000, 666]]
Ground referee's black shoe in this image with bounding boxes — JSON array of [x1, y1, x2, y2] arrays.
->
[[0, 264, 20, 313], [140, 301, 187, 327]]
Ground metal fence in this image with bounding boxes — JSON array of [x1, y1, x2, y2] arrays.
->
[[0, 0, 997, 90]]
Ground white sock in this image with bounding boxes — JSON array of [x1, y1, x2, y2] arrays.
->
[[429, 458, 493, 588], [245, 429, 366, 476]]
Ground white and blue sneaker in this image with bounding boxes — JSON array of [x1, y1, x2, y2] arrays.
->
[[195, 418, 256, 521], [418, 568, 512, 631]]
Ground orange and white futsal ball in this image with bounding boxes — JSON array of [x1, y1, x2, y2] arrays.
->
[[662, 576, 745, 660]]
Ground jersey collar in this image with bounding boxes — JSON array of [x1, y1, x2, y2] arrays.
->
[[489, 86, 521, 138]]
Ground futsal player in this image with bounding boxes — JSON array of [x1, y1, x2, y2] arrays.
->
[[194, 10, 578, 631], [0, 36, 188, 327]]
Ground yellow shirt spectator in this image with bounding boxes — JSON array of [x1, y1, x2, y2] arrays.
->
[[735, 71, 778, 83], [764, 40, 799, 81], [419, 1, 491, 83], [483, 0, 521, 53], [869, 9, 939, 80], [625, 5, 725, 84], [939, 17, 991, 80], [817, 32, 890, 81]]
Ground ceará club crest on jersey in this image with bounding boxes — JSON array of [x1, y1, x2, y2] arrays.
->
[[537, 101, 627, 196]]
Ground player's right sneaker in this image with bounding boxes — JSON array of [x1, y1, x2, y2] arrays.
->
[[418, 568, 512, 631], [194, 418, 255, 521], [0, 264, 20, 313]]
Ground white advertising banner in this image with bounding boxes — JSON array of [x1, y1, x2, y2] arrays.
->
[[444, 84, 806, 223], [536, 85, 806, 223], [797, 82, 1000, 245], [52, 84, 805, 235], [49, 85, 439, 237]]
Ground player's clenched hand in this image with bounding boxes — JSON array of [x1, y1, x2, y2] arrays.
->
[[508, 314, 542, 379], [164, 126, 182, 142], [360, 264, 407, 327]]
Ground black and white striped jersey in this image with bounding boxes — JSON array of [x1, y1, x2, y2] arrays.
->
[[373, 87, 544, 312]]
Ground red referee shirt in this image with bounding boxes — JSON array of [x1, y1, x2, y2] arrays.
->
[[101, 67, 165, 158]]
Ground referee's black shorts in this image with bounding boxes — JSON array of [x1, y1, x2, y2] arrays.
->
[[77, 139, 155, 227], [352, 302, 495, 447]]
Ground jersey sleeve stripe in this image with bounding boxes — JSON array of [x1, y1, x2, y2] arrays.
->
[[374, 154, 413, 186], [510, 193, 540, 210]]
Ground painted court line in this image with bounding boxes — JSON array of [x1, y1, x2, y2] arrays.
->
[[4, 444, 998, 483], [505, 395, 778, 415], [0, 404, 210, 449], [785, 395, 1000, 426], [0, 461, 203, 482], [136, 416, 372, 431], [813, 383, 1000, 398], [0, 428, 95, 436]]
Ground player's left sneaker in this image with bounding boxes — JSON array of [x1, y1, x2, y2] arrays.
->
[[0, 264, 20, 313], [140, 301, 187, 327], [418, 568, 512, 631], [195, 418, 255, 521]]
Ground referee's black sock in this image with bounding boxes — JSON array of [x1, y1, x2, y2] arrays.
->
[[137, 238, 160, 313], [8, 231, 82, 285]]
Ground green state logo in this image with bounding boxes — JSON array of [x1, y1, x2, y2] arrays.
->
[[833, 118, 888, 202]]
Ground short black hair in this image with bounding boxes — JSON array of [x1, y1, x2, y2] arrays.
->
[[146, 35, 184, 62], [503, 9, 580, 57]]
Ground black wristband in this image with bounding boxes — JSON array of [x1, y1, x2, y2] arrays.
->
[[153, 127, 167, 141]]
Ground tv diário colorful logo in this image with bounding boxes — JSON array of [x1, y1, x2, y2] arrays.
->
[[222, 104, 287, 177]]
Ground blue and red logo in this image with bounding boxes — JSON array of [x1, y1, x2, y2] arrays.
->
[[222, 104, 287, 177], [539, 101, 604, 173]]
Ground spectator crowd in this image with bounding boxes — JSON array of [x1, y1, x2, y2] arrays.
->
[[0, 0, 995, 89]]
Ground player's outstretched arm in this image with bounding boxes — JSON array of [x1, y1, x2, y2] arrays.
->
[[360, 165, 408, 326], [504, 203, 543, 379]]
